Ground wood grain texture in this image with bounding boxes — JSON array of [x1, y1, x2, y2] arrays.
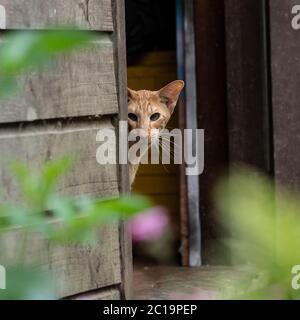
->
[[0, 224, 121, 298], [0, 119, 122, 297], [194, 0, 228, 265], [0, 0, 126, 300], [183, 0, 201, 267], [0, 37, 118, 124], [112, 0, 132, 300], [269, 0, 300, 190], [0, 119, 119, 201], [49, 225, 121, 297], [225, 0, 271, 172], [133, 266, 258, 300], [0, 0, 113, 31]]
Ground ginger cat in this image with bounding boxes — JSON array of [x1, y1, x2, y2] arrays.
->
[[128, 80, 185, 186]]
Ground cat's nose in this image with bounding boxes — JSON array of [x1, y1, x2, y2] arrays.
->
[[137, 129, 148, 139]]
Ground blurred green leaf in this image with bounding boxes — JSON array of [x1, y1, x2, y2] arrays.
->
[[48, 194, 152, 244], [10, 156, 72, 209], [0, 157, 152, 299], [215, 167, 300, 299], [0, 266, 55, 300], [0, 30, 94, 75], [1, 158, 152, 247], [0, 29, 95, 98]]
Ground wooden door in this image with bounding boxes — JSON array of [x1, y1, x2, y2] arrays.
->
[[0, 0, 130, 299]]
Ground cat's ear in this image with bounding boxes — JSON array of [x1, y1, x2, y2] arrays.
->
[[128, 88, 137, 103], [158, 80, 185, 114]]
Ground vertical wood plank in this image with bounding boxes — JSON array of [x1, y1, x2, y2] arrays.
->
[[269, 0, 300, 190], [0, 0, 125, 300], [112, 0, 132, 299], [224, 0, 272, 173], [176, 0, 189, 267], [183, 0, 202, 267], [193, 0, 228, 264]]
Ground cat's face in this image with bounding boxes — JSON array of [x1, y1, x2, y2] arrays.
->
[[127, 80, 184, 141]]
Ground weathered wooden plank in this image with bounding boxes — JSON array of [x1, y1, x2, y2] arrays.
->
[[181, 0, 201, 267], [0, 224, 121, 298], [0, 119, 121, 297], [194, 0, 228, 265], [0, 37, 118, 123], [0, 0, 113, 31], [225, 0, 271, 172], [0, 119, 119, 201], [269, 0, 300, 190], [112, 0, 132, 300], [49, 225, 121, 297]]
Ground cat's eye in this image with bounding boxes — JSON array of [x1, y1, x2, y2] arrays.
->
[[128, 113, 138, 122], [150, 113, 160, 121]]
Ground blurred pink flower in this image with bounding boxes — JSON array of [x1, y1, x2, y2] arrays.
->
[[129, 206, 169, 242]]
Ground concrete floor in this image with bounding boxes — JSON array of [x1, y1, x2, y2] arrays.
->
[[133, 265, 257, 300]]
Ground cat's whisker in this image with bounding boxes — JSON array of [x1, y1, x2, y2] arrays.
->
[[157, 142, 172, 172], [161, 144, 178, 162], [161, 162, 170, 173], [161, 137, 181, 147], [160, 138, 180, 155], [161, 141, 178, 151], [160, 134, 181, 142], [159, 140, 175, 159], [153, 142, 169, 172], [158, 142, 169, 172]]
